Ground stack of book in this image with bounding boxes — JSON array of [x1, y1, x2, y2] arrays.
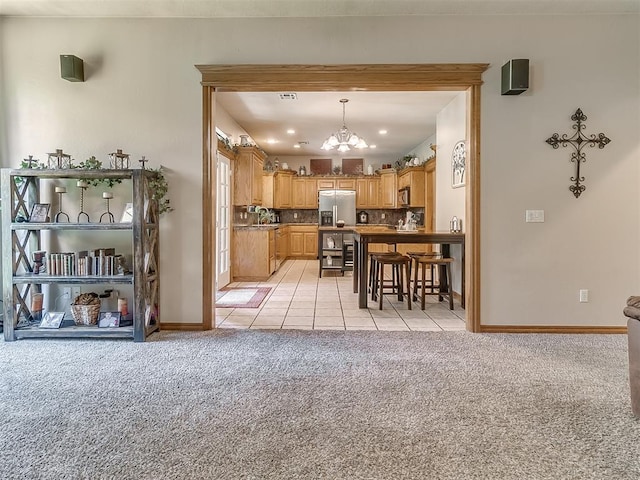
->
[[46, 248, 125, 276]]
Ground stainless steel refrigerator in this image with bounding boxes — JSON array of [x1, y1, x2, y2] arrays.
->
[[318, 189, 356, 227]]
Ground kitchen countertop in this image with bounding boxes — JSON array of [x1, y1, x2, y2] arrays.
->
[[233, 222, 319, 230]]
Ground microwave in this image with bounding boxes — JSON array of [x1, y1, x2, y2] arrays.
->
[[398, 187, 410, 207]]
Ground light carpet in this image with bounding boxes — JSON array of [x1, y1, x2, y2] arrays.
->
[[0, 330, 638, 479]]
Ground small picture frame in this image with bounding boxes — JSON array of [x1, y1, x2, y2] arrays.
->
[[39, 312, 64, 329], [98, 311, 121, 328], [29, 203, 50, 223], [120, 203, 133, 223]]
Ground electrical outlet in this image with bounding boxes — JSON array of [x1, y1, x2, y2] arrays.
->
[[525, 210, 545, 223], [381, 213, 386, 219], [294, 212, 298, 219], [579, 289, 589, 303]]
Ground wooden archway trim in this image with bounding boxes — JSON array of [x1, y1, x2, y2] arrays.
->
[[197, 63, 489, 332]]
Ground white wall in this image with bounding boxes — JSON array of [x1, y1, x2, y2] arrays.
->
[[436, 93, 467, 232], [1, 15, 638, 327], [435, 93, 467, 294]]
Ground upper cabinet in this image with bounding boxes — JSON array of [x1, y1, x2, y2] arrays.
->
[[233, 146, 265, 205], [397, 166, 426, 207], [380, 170, 397, 208], [356, 177, 380, 208], [292, 178, 318, 209], [263, 170, 294, 209]]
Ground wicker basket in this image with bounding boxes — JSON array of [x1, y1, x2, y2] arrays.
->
[[70, 303, 101, 326]]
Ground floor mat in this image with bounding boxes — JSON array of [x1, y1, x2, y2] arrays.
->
[[215, 287, 271, 308]]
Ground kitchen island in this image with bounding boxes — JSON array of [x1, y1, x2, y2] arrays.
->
[[352, 227, 465, 309]]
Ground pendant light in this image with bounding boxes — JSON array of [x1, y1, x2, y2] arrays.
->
[[321, 99, 368, 152]]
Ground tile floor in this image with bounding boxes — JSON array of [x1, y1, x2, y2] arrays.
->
[[216, 259, 466, 331]]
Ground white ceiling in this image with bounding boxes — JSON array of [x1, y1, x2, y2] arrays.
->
[[0, 0, 637, 17], [217, 91, 458, 161]]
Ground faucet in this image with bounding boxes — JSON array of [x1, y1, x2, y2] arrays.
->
[[255, 206, 272, 224]]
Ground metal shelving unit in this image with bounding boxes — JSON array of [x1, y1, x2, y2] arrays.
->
[[318, 228, 354, 278]]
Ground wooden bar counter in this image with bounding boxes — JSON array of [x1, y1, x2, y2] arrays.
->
[[352, 227, 465, 309]]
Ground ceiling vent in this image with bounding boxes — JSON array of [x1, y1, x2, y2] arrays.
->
[[279, 92, 298, 100]]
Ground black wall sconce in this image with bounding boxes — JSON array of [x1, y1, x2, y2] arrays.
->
[[501, 59, 529, 95], [60, 55, 84, 82], [545, 108, 611, 198]]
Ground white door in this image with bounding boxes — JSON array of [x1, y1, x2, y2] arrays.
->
[[216, 153, 231, 288]]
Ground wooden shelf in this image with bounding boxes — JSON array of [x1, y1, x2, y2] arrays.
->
[[1, 168, 161, 342], [11, 222, 135, 231], [12, 274, 134, 285]]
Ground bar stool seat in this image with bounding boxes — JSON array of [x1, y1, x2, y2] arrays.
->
[[406, 251, 441, 301], [371, 253, 412, 310], [413, 255, 454, 310], [368, 251, 402, 298]]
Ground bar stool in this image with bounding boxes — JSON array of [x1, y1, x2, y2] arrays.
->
[[413, 255, 454, 310], [368, 251, 400, 299], [406, 251, 441, 301], [371, 253, 412, 310]]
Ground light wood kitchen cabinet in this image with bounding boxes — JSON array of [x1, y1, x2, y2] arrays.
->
[[317, 179, 335, 190], [233, 146, 265, 206], [292, 178, 318, 209], [277, 226, 288, 268], [232, 227, 276, 281], [288, 225, 318, 259], [356, 177, 381, 208], [336, 178, 356, 190], [397, 166, 425, 207], [380, 170, 397, 208], [263, 170, 294, 209]]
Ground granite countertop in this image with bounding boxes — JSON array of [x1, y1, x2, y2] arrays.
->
[[233, 222, 319, 230]]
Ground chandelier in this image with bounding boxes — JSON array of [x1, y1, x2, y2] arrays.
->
[[321, 99, 368, 152]]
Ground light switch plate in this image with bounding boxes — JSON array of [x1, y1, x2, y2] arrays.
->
[[525, 210, 544, 223]]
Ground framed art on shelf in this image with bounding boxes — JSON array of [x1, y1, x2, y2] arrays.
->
[[120, 203, 133, 223], [29, 203, 50, 222], [98, 311, 121, 328], [39, 312, 64, 329]]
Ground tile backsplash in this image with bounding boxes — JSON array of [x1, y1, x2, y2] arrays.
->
[[234, 206, 424, 226]]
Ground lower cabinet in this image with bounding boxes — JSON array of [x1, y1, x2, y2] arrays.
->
[[288, 225, 318, 259], [232, 228, 277, 281]]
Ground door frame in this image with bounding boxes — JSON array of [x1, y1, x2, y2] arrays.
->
[[196, 64, 489, 331]]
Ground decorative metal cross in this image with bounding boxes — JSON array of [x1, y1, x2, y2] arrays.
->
[[138, 156, 149, 169], [23, 155, 38, 168], [545, 108, 611, 198]]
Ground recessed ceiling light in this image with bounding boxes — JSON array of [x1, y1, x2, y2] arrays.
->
[[293, 144, 301, 149], [378, 129, 388, 135], [266, 139, 278, 144], [369, 145, 377, 149], [287, 129, 295, 135]]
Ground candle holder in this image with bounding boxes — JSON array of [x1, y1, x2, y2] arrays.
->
[[99, 192, 115, 223], [54, 186, 70, 222], [109, 149, 130, 169], [47, 149, 72, 169], [76, 180, 90, 222]]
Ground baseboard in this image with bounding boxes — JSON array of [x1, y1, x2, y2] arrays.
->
[[161, 322, 206, 331], [479, 325, 628, 334]]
